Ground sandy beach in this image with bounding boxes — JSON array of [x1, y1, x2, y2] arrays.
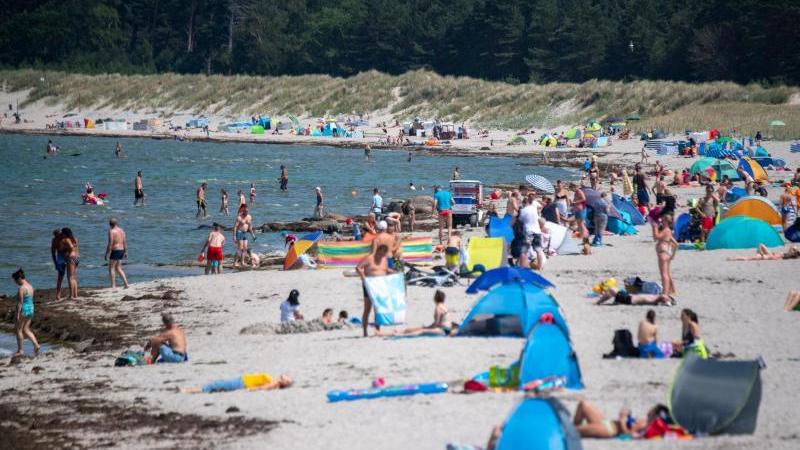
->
[[1, 134, 799, 449]]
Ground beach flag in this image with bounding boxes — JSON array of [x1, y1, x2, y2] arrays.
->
[[364, 273, 406, 326]]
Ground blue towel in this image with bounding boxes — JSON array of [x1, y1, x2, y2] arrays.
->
[[364, 273, 406, 325]]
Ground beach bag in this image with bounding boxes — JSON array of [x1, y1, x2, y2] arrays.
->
[[489, 361, 520, 388], [114, 350, 148, 367], [603, 329, 640, 358]]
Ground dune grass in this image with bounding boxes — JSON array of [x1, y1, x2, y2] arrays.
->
[[1, 69, 797, 138]]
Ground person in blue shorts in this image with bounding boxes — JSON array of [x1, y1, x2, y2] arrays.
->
[[144, 313, 188, 363]]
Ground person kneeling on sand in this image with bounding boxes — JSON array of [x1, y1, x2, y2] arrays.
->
[[144, 313, 187, 363], [594, 287, 673, 306], [179, 373, 292, 393], [378, 290, 458, 337]]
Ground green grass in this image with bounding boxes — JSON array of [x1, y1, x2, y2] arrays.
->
[[2, 69, 798, 138]]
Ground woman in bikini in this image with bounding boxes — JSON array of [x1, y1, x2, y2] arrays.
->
[[570, 183, 588, 241], [554, 180, 570, 223], [673, 308, 708, 359], [60, 227, 80, 300], [588, 161, 600, 190], [378, 290, 456, 336], [651, 214, 677, 297]]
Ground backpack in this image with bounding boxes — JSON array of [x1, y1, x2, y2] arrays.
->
[[603, 329, 640, 358]]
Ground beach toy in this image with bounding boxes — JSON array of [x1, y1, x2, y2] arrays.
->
[[327, 382, 448, 402], [197, 253, 205, 263], [371, 377, 386, 388]]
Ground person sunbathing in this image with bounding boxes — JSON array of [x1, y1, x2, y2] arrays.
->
[[728, 244, 799, 261], [179, 373, 292, 393], [377, 290, 457, 336], [594, 287, 673, 306]]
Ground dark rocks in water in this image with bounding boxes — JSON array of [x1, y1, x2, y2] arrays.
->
[[260, 220, 342, 233], [409, 195, 435, 216]]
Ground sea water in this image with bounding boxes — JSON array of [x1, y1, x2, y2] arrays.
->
[[0, 133, 576, 289]]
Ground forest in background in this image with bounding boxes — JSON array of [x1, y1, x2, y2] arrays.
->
[[1, 0, 799, 85]]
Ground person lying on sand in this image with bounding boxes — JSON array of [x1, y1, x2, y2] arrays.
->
[[784, 291, 800, 311], [377, 290, 458, 337], [144, 313, 187, 363], [179, 373, 292, 393], [485, 400, 672, 448], [728, 244, 799, 261], [594, 287, 673, 306]]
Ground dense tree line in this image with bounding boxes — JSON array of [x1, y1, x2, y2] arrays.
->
[[1, 0, 798, 84]]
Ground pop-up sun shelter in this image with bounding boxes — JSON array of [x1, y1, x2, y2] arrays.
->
[[497, 398, 583, 450], [706, 216, 783, 250], [723, 196, 781, 225], [737, 157, 768, 182], [690, 157, 740, 182], [612, 193, 645, 225], [457, 282, 565, 337], [669, 354, 762, 435], [518, 317, 583, 389]]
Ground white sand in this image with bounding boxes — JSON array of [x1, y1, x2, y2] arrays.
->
[[1, 96, 800, 449]]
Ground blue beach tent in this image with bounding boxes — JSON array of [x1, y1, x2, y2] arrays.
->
[[457, 283, 565, 337], [519, 319, 583, 389], [466, 267, 555, 293], [612, 193, 645, 225], [497, 398, 583, 450], [706, 216, 783, 250], [488, 215, 515, 243]]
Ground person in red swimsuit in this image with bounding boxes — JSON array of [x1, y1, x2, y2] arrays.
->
[[200, 223, 226, 274]]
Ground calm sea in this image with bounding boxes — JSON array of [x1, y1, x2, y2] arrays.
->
[[0, 133, 576, 291]]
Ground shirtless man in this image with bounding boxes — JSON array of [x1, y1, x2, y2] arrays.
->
[[104, 218, 129, 289], [444, 231, 462, 271], [144, 313, 187, 363], [697, 185, 719, 242], [249, 183, 256, 208], [200, 223, 226, 274], [356, 244, 393, 337], [279, 165, 288, 191], [653, 175, 667, 206], [506, 191, 520, 218], [370, 221, 395, 258], [233, 206, 256, 268], [134, 171, 145, 206], [196, 183, 208, 218]]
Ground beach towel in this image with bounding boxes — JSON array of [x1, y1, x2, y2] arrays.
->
[[364, 273, 406, 326], [317, 238, 433, 267], [466, 237, 505, 271]]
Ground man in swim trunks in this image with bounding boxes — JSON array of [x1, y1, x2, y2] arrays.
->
[[371, 188, 383, 219], [314, 187, 324, 218], [697, 185, 719, 242], [433, 185, 454, 243], [50, 229, 65, 301], [144, 313, 188, 363], [279, 165, 288, 191], [196, 182, 208, 218], [104, 218, 129, 289], [200, 223, 226, 274], [233, 206, 256, 269], [444, 231, 462, 271], [356, 244, 393, 337], [134, 170, 145, 206]]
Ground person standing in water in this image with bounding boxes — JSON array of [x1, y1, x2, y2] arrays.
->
[[237, 190, 246, 209], [219, 189, 229, 216], [452, 166, 461, 180], [313, 187, 324, 218], [115, 141, 122, 158], [279, 165, 289, 191], [12, 269, 40, 357], [249, 183, 256, 208], [233, 206, 256, 269], [104, 218, 129, 289], [200, 223, 226, 274], [134, 171, 145, 206], [51, 229, 66, 301], [196, 183, 208, 218], [364, 145, 372, 161], [60, 228, 80, 300]]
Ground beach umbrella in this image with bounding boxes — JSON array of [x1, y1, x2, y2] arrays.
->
[[283, 231, 323, 270], [525, 174, 555, 194], [579, 187, 622, 219], [769, 120, 785, 126], [466, 267, 555, 294]]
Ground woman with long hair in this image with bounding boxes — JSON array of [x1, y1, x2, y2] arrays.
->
[[674, 308, 708, 359], [651, 214, 677, 297], [60, 227, 80, 300]]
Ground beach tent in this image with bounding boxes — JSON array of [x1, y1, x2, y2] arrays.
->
[[586, 122, 602, 133], [465, 237, 505, 272], [497, 398, 583, 450], [519, 318, 583, 389], [508, 136, 528, 145], [466, 267, 555, 293], [723, 196, 781, 225], [258, 116, 271, 130], [725, 187, 748, 203], [737, 157, 768, 182], [581, 187, 622, 219], [752, 156, 785, 168], [669, 354, 762, 435], [488, 215, 514, 243], [457, 283, 565, 337], [545, 221, 581, 255], [250, 125, 265, 134], [689, 157, 740, 182], [673, 212, 696, 242], [540, 136, 557, 147], [753, 146, 770, 157], [791, 142, 800, 153], [626, 113, 641, 121], [706, 216, 783, 250], [283, 231, 323, 270], [565, 127, 582, 139], [612, 193, 645, 225]]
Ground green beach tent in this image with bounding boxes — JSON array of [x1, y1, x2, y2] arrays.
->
[[769, 120, 785, 127], [586, 122, 602, 133], [706, 216, 783, 250], [565, 127, 582, 139], [251, 125, 265, 134], [508, 136, 528, 145], [690, 157, 740, 181]]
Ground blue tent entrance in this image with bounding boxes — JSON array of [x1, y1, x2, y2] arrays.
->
[[497, 398, 583, 450], [519, 319, 583, 389], [457, 283, 565, 337]]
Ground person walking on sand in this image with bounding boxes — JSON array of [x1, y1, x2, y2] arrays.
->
[[196, 182, 208, 218], [51, 229, 66, 301], [134, 171, 145, 206], [60, 227, 80, 300], [249, 183, 256, 208], [144, 313, 188, 363], [279, 164, 288, 191], [200, 223, 226, 274], [651, 213, 678, 298], [104, 218, 129, 289], [433, 185, 454, 243], [313, 187, 324, 219], [356, 244, 393, 337], [12, 269, 40, 357], [233, 206, 256, 269], [219, 189, 229, 216]]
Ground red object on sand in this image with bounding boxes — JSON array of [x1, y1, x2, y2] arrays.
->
[[198, 254, 205, 263]]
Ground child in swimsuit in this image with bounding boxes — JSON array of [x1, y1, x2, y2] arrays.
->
[[12, 269, 41, 357]]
